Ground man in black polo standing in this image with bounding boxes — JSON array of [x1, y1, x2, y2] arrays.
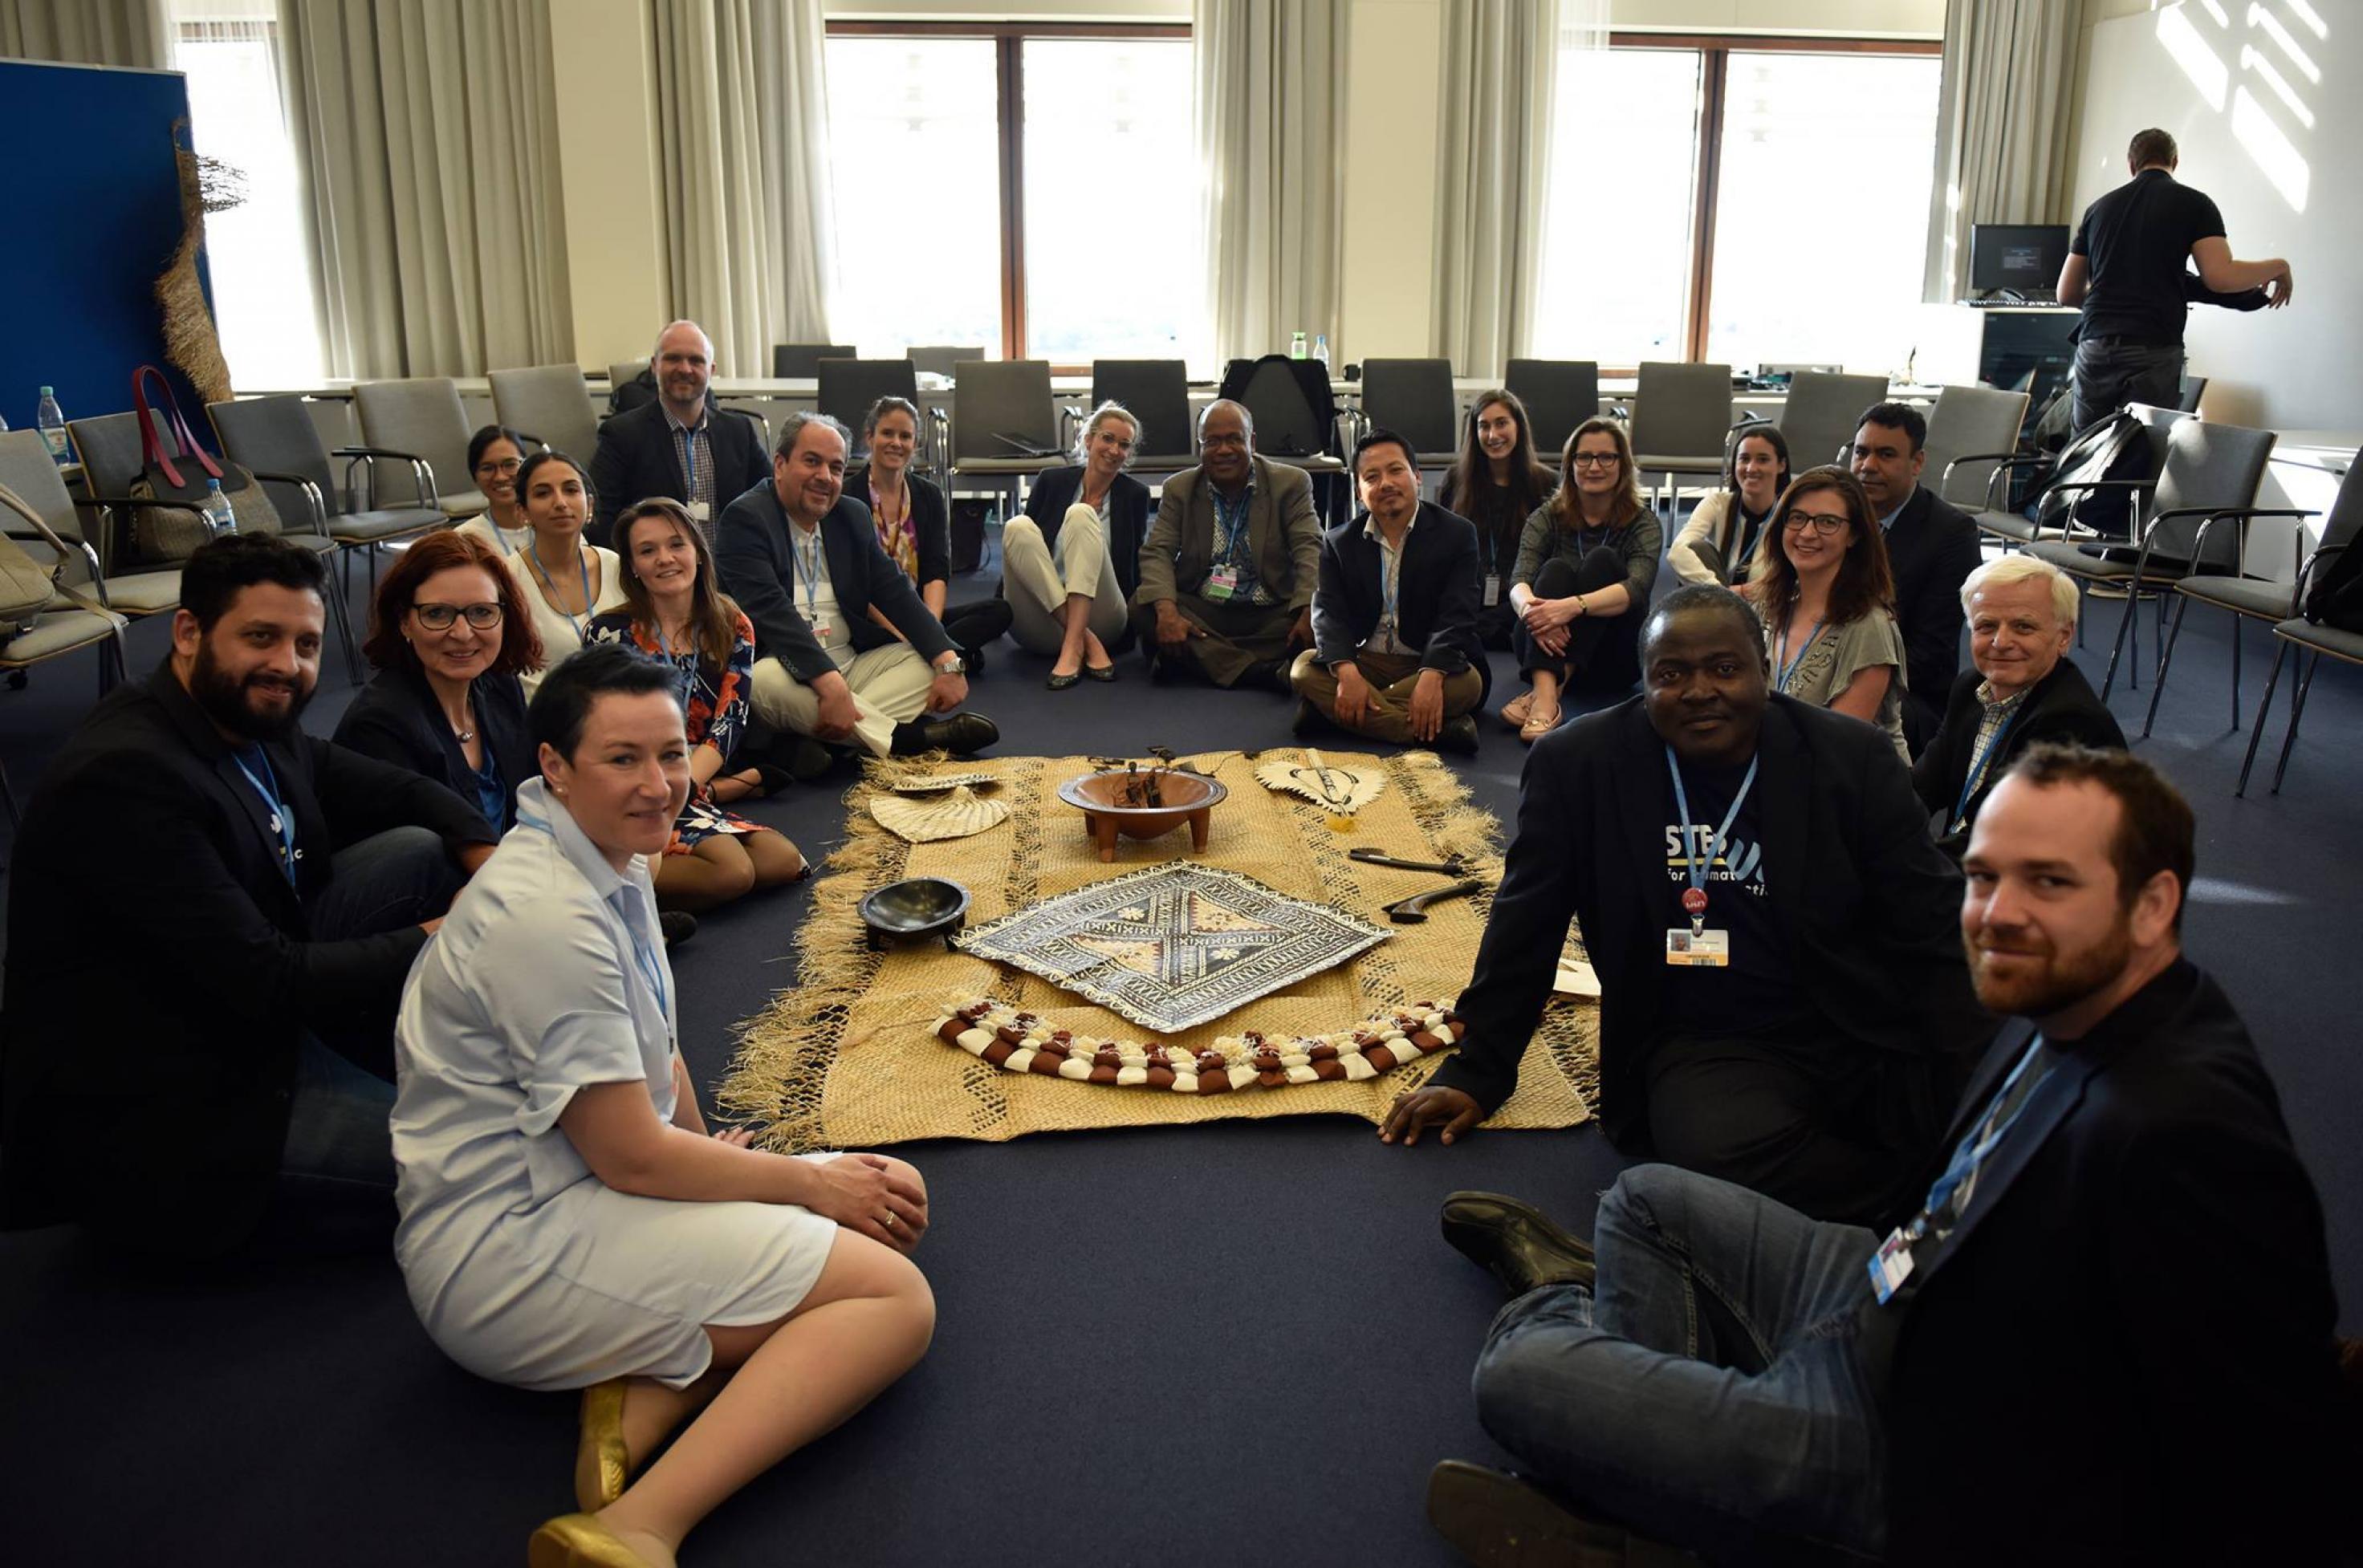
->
[[2057, 127, 2292, 434]]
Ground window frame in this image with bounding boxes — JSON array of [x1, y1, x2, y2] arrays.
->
[[826, 19, 1191, 368]]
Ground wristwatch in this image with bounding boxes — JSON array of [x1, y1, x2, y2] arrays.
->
[[937, 654, 967, 676]]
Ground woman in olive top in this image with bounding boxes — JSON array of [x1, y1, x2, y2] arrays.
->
[[844, 396, 1012, 672], [1745, 465, 1910, 760], [1669, 424, 1790, 587], [1438, 389, 1557, 650], [1502, 417, 1662, 742]]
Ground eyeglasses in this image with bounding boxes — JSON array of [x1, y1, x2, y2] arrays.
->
[[474, 458, 522, 477], [1570, 453, 1621, 469], [413, 602, 504, 630], [1782, 512, 1853, 536]]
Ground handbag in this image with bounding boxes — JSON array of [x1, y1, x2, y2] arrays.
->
[[0, 480, 117, 636], [125, 364, 283, 563]]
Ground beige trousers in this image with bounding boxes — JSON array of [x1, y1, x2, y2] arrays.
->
[[750, 643, 937, 758], [1003, 505, 1128, 655], [1288, 647, 1482, 743]]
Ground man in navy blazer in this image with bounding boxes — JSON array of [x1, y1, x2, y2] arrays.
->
[[588, 320, 770, 546], [1852, 401, 1983, 754], [1421, 744, 2349, 1566], [1289, 429, 1486, 754], [715, 412, 998, 758]]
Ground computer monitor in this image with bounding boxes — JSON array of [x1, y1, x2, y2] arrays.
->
[[1970, 224, 2070, 296]]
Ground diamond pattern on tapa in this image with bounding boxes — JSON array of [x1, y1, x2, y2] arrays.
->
[[953, 860, 1391, 1032]]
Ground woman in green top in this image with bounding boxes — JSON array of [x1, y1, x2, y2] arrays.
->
[[1744, 465, 1910, 760]]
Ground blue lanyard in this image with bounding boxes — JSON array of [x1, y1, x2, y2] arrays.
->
[[611, 886, 673, 1037], [1952, 708, 2023, 830], [1378, 534, 1404, 632], [519, 538, 594, 640], [676, 423, 699, 498], [1914, 1035, 2050, 1237], [1663, 744, 1759, 926], [791, 524, 825, 622], [232, 748, 299, 884], [1214, 488, 1253, 568], [1772, 615, 1824, 693]]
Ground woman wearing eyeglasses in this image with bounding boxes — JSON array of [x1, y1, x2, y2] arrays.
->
[[1500, 416, 1662, 743], [1745, 465, 1910, 760], [335, 530, 542, 835], [455, 425, 532, 557]]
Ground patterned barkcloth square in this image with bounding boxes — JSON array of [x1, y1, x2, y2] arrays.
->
[[953, 860, 1391, 1033]]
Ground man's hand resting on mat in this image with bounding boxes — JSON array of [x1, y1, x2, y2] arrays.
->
[[1380, 1085, 1483, 1146]]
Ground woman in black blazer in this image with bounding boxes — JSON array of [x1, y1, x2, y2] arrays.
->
[[848, 396, 1012, 670], [1007, 402, 1153, 680], [334, 530, 539, 834]]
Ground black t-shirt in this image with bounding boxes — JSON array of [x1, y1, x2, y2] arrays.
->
[[2070, 169, 2227, 346], [1656, 754, 1810, 1034]]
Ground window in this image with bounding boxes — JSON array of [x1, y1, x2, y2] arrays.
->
[[824, 24, 1197, 367], [1535, 38, 1942, 372], [169, 0, 323, 387]]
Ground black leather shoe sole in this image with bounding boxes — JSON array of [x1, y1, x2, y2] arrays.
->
[[922, 713, 1001, 756], [1440, 1191, 1596, 1298], [1427, 1461, 1695, 1567]]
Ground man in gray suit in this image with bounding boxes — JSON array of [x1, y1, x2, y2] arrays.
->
[[1133, 400, 1322, 691]]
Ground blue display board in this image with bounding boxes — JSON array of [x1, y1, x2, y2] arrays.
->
[[0, 59, 212, 441]]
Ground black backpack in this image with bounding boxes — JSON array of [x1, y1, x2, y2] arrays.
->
[[2036, 409, 2153, 539], [1217, 355, 1340, 460], [2300, 459, 2363, 632]]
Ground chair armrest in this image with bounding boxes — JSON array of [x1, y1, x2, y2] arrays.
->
[[2294, 541, 2345, 604], [509, 429, 549, 450], [2178, 508, 2319, 578], [1730, 412, 1771, 433], [2042, 477, 2156, 494], [246, 470, 332, 535], [1942, 450, 2038, 510], [331, 446, 437, 509]]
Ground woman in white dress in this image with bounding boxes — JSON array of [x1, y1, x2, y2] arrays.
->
[[508, 449, 628, 697], [392, 644, 934, 1567], [454, 424, 531, 557]]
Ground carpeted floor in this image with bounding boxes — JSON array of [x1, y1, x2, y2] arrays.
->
[[2, 542, 2358, 1566]]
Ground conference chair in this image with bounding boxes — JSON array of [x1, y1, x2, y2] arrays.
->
[[354, 379, 479, 518], [0, 429, 180, 619], [0, 453, 131, 821], [67, 411, 355, 678], [2178, 375, 2207, 413], [773, 343, 856, 379], [209, 395, 448, 596], [2238, 551, 2363, 798], [489, 364, 601, 463], [2026, 408, 2277, 700], [1503, 359, 1600, 462], [1629, 362, 1734, 512], [1355, 359, 1460, 473], [1923, 384, 2030, 509], [909, 346, 986, 380], [1967, 402, 2178, 550], [1088, 360, 1193, 471], [1769, 371, 1888, 472], [2149, 445, 2361, 739], [946, 360, 1063, 514], [816, 358, 925, 463]]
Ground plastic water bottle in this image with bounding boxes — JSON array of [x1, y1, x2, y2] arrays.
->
[[202, 478, 238, 536], [35, 388, 67, 464], [1312, 334, 1331, 370], [1290, 331, 1308, 360]]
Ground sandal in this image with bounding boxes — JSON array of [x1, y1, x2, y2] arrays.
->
[[1519, 704, 1563, 745], [1499, 690, 1533, 730]]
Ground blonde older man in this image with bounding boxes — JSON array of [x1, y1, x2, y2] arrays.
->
[[1910, 554, 2125, 854]]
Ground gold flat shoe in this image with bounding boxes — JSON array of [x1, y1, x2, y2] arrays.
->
[[1519, 706, 1562, 745], [573, 1379, 631, 1513], [528, 1513, 657, 1568], [1499, 690, 1533, 730]]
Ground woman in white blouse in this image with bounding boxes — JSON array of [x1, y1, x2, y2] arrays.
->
[[392, 644, 934, 1567], [507, 449, 628, 697]]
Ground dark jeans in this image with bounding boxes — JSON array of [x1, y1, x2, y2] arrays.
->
[[254, 825, 462, 1256], [1472, 1164, 1891, 1563], [1514, 550, 1637, 694], [2071, 337, 2183, 436]]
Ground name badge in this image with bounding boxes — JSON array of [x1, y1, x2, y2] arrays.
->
[[1665, 928, 1731, 966], [809, 618, 834, 641], [1482, 573, 1502, 607], [1869, 1227, 1915, 1304], [688, 500, 711, 523], [1205, 567, 1238, 603]]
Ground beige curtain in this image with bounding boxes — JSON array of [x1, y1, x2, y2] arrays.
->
[[279, 0, 573, 377], [1194, 0, 1350, 364], [651, 0, 835, 376], [0, 0, 168, 67], [1430, 0, 1560, 376], [1923, 0, 2087, 302]]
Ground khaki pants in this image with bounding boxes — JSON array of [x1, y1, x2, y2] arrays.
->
[[1133, 592, 1299, 687], [1003, 506, 1127, 656], [1289, 646, 1482, 743], [750, 643, 937, 758]]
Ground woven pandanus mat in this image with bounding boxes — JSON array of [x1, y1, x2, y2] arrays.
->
[[720, 748, 1596, 1151]]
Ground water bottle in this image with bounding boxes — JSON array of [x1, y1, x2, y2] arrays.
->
[[1312, 334, 1331, 370], [35, 387, 67, 464], [1289, 331, 1308, 360], [202, 478, 238, 537]]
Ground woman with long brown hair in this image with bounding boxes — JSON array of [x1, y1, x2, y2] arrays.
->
[[1439, 389, 1556, 650], [1745, 465, 1910, 758], [587, 498, 807, 912], [1501, 416, 1662, 742]]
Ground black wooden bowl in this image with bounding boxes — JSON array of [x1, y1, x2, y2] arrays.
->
[[859, 877, 972, 951]]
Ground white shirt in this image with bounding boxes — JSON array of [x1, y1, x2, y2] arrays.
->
[[787, 518, 855, 671], [457, 513, 531, 557], [507, 539, 628, 695], [1360, 509, 1418, 656]]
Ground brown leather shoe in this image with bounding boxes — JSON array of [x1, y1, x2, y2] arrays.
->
[[1427, 1460, 1702, 1566], [1441, 1191, 1596, 1298]]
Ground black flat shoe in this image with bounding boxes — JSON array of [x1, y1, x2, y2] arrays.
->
[[1084, 661, 1117, 682], [1426, 1460, 1694, 1567], [1440, 1191, 1596, 1298], [1047, 671, 1081, 690], [915, 713, 1000, 757]]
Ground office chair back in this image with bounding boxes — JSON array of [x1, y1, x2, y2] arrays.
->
[[773, 343, 856, 379], [816, 359, 921, 456], [209, 395, 348, 522], [1777, 371, 1889, 471], [1503, 360, 1599, 460], [2178, 375, 2208, 413], [909, 346, 986, 380], [353, 378, 475, 510], [0, 429, 100, 565], [1923, 384, 2029, 506], [1358, 358, 1459, 463], [2145, 407, 2276, 570], [1225, 356, 1335, 462], [490, 365, 600, 463], [1089, 360, 1193, 467], [949, 361, 1059, 464], [1629, 362, 1734, 469]]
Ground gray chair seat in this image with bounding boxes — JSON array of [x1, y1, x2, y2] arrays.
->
[[51, 568, 181, 615], [436, 491, 481, 519], [2276, 615, 2363, 661], [2, 608, 125, 664], [332, 506, 445, 544], [279, 531, 340, 557], [2027, 540, 2149, 581], [1975, 510, 2047, 543], [2177, 575, 2294, 619]]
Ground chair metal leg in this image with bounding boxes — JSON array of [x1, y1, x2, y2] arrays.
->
[[325, 565, 362, 683], [2099, 583, 2137, 700], [2236, 640, 2290, 797], [2229, 615, 2241, 729], [2269, 650, 2321, 794], [2141, 591, 2192, 738], [0, 754, 18, 829]]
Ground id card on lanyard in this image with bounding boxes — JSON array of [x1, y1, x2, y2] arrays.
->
[[232, 747, 300, 885], [792, 526, 833, 641], [1664, 744, 1757, 967]]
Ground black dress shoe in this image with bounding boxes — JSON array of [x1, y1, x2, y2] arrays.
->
[[1291, 697, 1323, 737], [1432, 714, 1482, 756], [961, 644, 987, 678], [917, 713, 1000, 756], [1427, 1460, 1694, 1567], [1047, 671, 1080, 691], [1440, 1191, 1596, 1298], [658, 910, 698, 949], [1083, 660, 1117, 682]]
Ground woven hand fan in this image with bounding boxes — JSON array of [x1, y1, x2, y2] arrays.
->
[[887, 770, 1000, 795], [1253, 747, 1385, 814], [870, 784, 1009, 843]]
